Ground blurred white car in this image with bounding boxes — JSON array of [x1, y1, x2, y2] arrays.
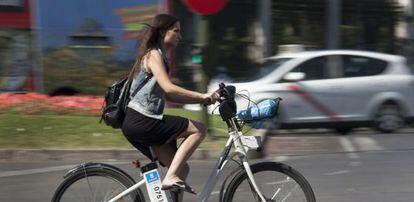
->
[[209, 50, 414, 134]]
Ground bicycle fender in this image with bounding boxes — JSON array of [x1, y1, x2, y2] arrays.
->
[[63, 162, 135, 183]]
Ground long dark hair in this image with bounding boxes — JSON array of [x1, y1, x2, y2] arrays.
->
[[128, 14, 178, 81]]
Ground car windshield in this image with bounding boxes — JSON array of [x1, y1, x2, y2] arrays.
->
[[240, 57, 293, 82]]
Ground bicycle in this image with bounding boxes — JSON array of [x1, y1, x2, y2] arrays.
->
[[52, 83, 316, 202]]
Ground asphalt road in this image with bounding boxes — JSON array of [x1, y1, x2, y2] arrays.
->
[[1, 129, 414, 202]]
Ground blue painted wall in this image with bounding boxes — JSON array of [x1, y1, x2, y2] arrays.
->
[[38, 0, 158, 60]]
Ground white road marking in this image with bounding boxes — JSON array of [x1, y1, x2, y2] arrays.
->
[[348, 161, 362, 167], [354, 137, 384, 151], [0, 161, 129, 178], [272, 156, 290, 162], [339, 137, 360, 159], [211, 191, 220, 195], [323, 170, 350, 176], [0, 165, 75, 178]]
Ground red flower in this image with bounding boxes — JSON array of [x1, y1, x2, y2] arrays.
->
[[0, 92, 104, 116]]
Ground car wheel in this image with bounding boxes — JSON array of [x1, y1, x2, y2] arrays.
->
[[335, 127, 352, 135], [374, 103, 405, 133]]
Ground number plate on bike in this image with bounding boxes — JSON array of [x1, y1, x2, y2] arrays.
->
[[144, 170, 171, 201]]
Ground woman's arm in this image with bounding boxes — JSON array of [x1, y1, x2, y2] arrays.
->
[[165, 93, 208, 104], [145, 50, 212, 104]]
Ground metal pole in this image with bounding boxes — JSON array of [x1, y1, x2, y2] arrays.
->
[[260, 0, 272, 57], [326, 0, 341, 49], [31, 0, 44, 93], [408, 0, 414, 67], [194, 14, 210, 126]]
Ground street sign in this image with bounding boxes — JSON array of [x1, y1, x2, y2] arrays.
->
[[184, 0, 228, 15]]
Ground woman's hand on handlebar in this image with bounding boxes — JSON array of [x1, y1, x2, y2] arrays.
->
[[202, 91, 220, 106]]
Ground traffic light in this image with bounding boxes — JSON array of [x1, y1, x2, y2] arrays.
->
[[191, 44, 203, 64]]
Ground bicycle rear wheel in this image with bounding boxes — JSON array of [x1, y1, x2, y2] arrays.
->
[[224, 162, 315, 202], [52, 163, 145, 202]]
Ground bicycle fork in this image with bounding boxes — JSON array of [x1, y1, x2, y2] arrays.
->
[[231, 131, 267, 202], [242, 159, 267, 202]]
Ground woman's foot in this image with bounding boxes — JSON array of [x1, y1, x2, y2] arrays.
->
[[162, 175, 182, 187], [162, 178, 196, 195]]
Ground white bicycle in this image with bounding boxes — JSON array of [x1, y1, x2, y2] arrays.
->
[[52, 83, 316, 202]]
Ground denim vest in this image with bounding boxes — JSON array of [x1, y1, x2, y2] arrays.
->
[[127, 48, 169, 120]]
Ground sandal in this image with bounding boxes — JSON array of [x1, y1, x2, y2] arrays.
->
[[161, 181, 197, 195]]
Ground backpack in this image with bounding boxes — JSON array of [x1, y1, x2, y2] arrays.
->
[[100, 77, 130, 128], [100, 74, 152, 128]]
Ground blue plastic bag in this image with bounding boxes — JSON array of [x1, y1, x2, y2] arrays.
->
[[236, 98, 281, 129], [237, 99, 279, 123]]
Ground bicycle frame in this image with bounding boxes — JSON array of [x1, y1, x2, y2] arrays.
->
[[107, 117, 267, 202]]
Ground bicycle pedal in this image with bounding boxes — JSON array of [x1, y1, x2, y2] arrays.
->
[[169, 186, 181, 193]]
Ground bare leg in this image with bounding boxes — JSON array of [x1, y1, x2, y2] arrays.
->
[[162, 120, 207, 186], [153, 144, 190, 180], [153, 143, 190, 201]]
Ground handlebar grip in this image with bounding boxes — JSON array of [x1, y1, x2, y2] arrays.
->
[[203, 97, 213, 106], [219, 82, 226, 89]]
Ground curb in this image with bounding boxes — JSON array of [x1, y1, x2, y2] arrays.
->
[[0, 148, 225, 162], [0, 148, 264, 162]]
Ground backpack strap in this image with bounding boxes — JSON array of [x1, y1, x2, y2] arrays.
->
[[130, 73, 152, 98]]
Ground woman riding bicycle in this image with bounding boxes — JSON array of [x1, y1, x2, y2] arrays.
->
[[121, 13, 219, 196]]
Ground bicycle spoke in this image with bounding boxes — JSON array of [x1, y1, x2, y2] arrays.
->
[[266, 176, 293, 185], [281, 184, 299, 202], [224, 162, 314, 202], [247, 179, 262, 201], [82, 165, 95, 202], [56, 175, 134, 202], [52, 162, 143, 202], [270, 187, 281, 200]]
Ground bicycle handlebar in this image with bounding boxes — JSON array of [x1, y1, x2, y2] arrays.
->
[[216, 83, 238, 122], [215, 83, 282, 126]]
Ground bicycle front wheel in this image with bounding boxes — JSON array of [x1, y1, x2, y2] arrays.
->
[[224, 162, 315, 202], [52, 163, 144, 202]]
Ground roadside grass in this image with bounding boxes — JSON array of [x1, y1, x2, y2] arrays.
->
[[0, 108, 229, 149]]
